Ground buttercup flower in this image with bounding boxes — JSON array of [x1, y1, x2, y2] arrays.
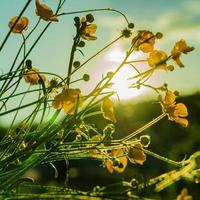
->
[[23, 67, 40, 85], [176, 188, 193, 200], [8, 16, 29, 33], [48, 78, 61, 93], [160, 90, 189, 127], [52, 88, 82, 114], [148, 50, 174, 71], [134, 31, 155, 53], [101, 97, 116, 123], [167, 103, 189, 127], [171, 39, 194, 68], [80, 18, 97, 40], [127, 142, 146, 165], [105, 148, 128, 173], [35, 0, 58, 22]]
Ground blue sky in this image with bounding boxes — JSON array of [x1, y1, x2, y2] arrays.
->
[[0, 0, 199, 123]]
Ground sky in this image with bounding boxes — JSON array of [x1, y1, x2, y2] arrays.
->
[[0, 0, 200, 123]]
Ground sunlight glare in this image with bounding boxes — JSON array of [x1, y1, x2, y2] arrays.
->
[[110, 66, 142, 100], [105, 47, 144, 100]]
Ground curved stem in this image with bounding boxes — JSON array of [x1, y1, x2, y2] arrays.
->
[[120, 113, 167, 142], [58, 8, 129, 24]]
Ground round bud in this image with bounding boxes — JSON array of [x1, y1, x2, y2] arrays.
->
[[174, 90, 179, 96], [136, 84, 140, 90], [163, 83, 168, 88], [86, 14, 94, 23], [73, 61, 80, 68], [167, 65, 174, 71], [106, 71, 114, 78], [155, 32, 163, 39], [83, 74, 90, 81], [78, 40, 85, 47], [26, 59, 32, 69], [128, 23, 134, 29], [140, 135, 150, 147], [112, 159, 120, 167], [74, 16, 80, 23]]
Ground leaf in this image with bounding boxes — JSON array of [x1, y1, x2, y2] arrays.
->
[[101, 97, 116, 123]]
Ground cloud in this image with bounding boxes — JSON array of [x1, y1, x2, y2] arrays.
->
[[156, 1, 200, 37], [134, 0, 200, 48], [96, 15, 126, 29]]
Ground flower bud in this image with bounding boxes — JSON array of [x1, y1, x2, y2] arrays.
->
[[140, 135, 150, 147], [73, 61, 80, 68], [26, 59, 32, 69], [107, 71, 114, 78], [83, 74, 90, 81], [78, 40, 85, 47], [155, 32, 163, 39], [86, 14, 94, 23], [128, 23, 134, 29]]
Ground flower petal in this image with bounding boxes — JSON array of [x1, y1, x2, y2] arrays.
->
[[101, 97, 116, 123], [128, 143, 146, 165]]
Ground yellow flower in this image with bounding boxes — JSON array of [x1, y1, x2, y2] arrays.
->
[[148, 50, 171, 70], [23, 67, 40, 85], [80, 18, 97, 40], [167, 103, 189, 127], [8, 16, 29, 33], [101, 97, 116, 123], [164, 90, 176, 106], [134, 31, 155, 53], [160, 90, 189, 127], [176, 188, 193, 200], [105, 149, 128, 173], [171, 39, 194, 68], [52, 88, 82, 114], [35, 0, 58, 22], [127, 143, 146, 165]]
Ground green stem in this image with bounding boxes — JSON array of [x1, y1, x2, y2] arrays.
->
[[144, 149, 185, 167], [58, 8, 129, 24], [66, 32, 80, 86], [121, 113, 167, 142]]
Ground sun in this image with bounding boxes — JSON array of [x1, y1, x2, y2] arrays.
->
[[106, 47, 144, 100], [110, 66, 143, 100]]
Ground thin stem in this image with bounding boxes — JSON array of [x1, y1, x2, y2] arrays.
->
[[58, 8, 129, 24], [8, 86, 31, 133], [0, 19, 41, 95], [125, 59, 147, 64], [71, 35, 123, 77], [66, 32, 80, 86], [144, 149, 184, 167], [120, 113, 167, 142]]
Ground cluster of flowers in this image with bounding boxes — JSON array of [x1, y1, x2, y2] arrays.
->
[[7, 0, 194, 174]]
